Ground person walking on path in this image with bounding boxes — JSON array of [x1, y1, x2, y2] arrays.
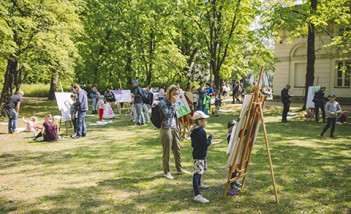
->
[[72, 84, 88, 138], [159, 84, 190, 180], [320, 94, 342, 138], [4, 91, 24, 134], [232, 80, 240, 104], [281, 84, 292, 123], [313, 87, 326, 123]]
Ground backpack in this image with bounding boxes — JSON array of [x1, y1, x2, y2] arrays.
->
[[140, 89, 148, 104], [151, 103, 162, 128]]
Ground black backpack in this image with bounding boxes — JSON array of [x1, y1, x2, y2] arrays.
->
[[151, 103, 162, 129], [140, 89, 148, 104]]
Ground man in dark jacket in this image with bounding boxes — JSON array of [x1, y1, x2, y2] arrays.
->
[[132, 80, 145, 125], [4, 91, 24, 133], [313, 87, 326, 123], [232, 80, 240, 104], [281, 84, 291, 123]]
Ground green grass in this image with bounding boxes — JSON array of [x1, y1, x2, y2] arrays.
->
[[0, 99, 350, 213], [20, 84, 72, 97]]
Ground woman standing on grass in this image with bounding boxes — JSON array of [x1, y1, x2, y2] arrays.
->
[[159, 85, 190, 179]]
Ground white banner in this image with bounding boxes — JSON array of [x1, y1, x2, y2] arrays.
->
[[306, 86, 321, 108], [55, 92, 73, 122], [114, 90, 132, 103]]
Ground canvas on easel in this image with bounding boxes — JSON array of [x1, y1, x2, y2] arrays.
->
[[223, 66, 279, 203], [114, 90, 132, 114], [54, 92, 74, 134]]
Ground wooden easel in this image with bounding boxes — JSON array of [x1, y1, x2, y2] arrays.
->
[[223, 65, 279, 203]]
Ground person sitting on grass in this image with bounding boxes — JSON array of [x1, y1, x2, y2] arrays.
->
[[190, 110, 213, 203], [22, 116, 41, 132], [34, 114, 59, 142]]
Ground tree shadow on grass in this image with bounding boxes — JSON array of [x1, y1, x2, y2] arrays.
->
[[0, 197, 18, 213], [249, 139, 351, 212]]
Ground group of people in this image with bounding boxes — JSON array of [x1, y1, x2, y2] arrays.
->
[[158, 84, 244, 203], [4, 91, 61, 142], [281, 84, 343, 137], [4, 80, 345, 204], [157, 84, 215, 203]]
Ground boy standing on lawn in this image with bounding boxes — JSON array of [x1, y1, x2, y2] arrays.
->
[[190, 111, 213, 203], [320, 94, 342, 138]]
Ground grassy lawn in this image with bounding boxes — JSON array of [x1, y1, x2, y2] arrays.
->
[[0, 98, 350, 213]]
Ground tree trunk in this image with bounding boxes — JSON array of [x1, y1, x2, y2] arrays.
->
[[14, 66, 24, 94], [125, 46, 132, 89], [0, 59, 18, 112], [213, 66, 221, 91], [146, 31, 155, 86], [303, 0, 317, 109], [48, 70, 59, 100]]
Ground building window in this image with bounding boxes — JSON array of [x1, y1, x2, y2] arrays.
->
[[336, 61, 351, 88], [294, 63, 306, 88]]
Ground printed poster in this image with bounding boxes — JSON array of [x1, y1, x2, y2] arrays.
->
[[306, 86, 321, 108], [114, 90, 132, 103], [176, 91, 191, 118]]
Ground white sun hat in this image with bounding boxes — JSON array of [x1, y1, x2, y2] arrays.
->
[[193, 111, 210, 120]]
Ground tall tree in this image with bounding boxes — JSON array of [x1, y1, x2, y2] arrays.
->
[[186, 0, 260, 89], [0, 0, 81, 106], [77, 0, 187, 89]]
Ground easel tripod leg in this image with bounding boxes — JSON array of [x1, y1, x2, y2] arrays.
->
[[259, 105, 279, 204]]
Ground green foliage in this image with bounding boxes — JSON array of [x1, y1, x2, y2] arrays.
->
[[264, 0, 351, 55], [20, 84, 51, 97], [76, 0, 188, 88], [0, 0, 82, 94], [20, 84, 72, 97]]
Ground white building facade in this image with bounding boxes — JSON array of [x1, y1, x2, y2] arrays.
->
[[273, 23, 351, 100]]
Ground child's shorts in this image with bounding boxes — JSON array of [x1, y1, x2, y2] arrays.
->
[[193, 159, 207, 174], [215, 100, 220, 106]]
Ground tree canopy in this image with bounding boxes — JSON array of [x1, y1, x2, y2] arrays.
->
[[0, 0, 350, 103]]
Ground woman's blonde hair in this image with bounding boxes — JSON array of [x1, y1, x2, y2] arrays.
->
[[45, 114, 60, 129], [45, 114, 53, 120], [165, 85, 178, 102]]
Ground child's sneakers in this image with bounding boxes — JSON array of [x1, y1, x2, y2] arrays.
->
[[234, 181, 242, 188], [227, 189, 239, 196], [164, 172, 174, 180], [199, 183, 209, 189], [176, 169, 191, 175], [194, 194, 209, 203]]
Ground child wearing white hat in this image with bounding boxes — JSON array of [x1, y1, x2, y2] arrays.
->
[[190, 111, 213, 203]]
